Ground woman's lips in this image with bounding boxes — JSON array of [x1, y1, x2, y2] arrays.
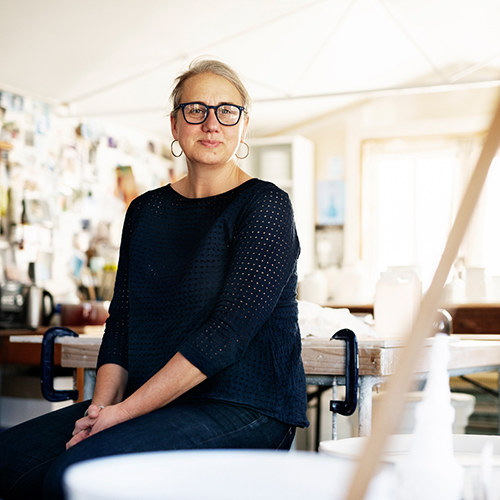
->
[[199, 140, 221, 148]]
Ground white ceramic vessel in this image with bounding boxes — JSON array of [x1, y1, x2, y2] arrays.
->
[[320, 434, 500, 500]]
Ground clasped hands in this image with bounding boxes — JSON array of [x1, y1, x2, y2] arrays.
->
[[66, 403, 132, 449]]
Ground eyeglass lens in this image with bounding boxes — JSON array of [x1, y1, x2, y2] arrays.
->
[[182, 103, 242, 125]]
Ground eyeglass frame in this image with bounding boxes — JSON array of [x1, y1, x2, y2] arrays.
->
[[174, 102, 246, 126]]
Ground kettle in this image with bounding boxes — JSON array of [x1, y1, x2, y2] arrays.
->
[[26, 286, 55, 328]]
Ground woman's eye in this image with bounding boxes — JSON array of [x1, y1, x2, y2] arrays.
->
[[220, 106, 237, 115]]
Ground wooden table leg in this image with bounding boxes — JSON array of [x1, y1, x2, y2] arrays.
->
[[76, 368, 85, 402]]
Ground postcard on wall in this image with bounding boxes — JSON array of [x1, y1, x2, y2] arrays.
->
[[316, 180, 345, 226], [115, 165, 138, 207]]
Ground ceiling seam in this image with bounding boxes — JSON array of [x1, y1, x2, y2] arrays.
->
[[376, 0, 449, 83], [449, 51, 500, 83], [288, 0, 359, 96], [253, 79, 500, 103], [60, 79, 500, 118]]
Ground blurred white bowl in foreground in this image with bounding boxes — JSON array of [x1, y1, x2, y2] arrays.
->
[[64, 450, 355, 500]]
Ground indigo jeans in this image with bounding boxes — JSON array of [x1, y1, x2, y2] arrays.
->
[[0, 399, 295, 500]]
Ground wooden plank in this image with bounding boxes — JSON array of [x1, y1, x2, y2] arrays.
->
[[448, 340, 500, 369], [301, 342, 346, 375], [301, 343, 392, 377], [457, 334, 500, 341], [61, 343, 100, 369], [11, 332, 500, 379], [302, 339, 500, 377], [56, 336, 500, 374]]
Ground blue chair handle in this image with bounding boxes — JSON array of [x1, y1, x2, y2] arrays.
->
[[329, 328, 359, 416], [41, 326, 79, 402]]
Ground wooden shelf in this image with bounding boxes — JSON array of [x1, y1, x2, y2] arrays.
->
[[0, 141, 13, 151], [325, 303, 500, 334]]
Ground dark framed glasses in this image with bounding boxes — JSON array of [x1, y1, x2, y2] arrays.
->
[[175, 102, 246, 126]]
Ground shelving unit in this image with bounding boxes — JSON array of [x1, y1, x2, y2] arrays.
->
[[242, 135, 315, 280]]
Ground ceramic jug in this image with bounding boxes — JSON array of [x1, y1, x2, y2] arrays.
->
[[26, 286, 55, 328]]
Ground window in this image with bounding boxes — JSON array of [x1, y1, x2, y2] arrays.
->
[[480, 156, 500, 276], [361, 135, 499, 298]]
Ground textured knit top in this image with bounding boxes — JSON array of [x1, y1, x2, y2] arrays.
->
[[97, 178, 309, 427]]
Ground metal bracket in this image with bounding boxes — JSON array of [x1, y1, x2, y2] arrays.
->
[[329, 328, 359, 416], [41, 326, 79, 402]]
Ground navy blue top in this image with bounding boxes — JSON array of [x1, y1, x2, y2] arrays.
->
[[97, 178, 309, 427]]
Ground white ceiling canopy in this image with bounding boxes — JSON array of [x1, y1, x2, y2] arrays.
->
[[1, 0, 500, 138]]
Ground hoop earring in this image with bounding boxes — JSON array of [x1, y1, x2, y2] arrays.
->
[[236, 141, 249, 160], [170, 140, 183, 158]]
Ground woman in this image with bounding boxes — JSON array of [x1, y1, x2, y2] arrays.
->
[[0, 58, 308, 500]]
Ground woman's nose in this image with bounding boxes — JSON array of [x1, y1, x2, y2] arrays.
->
[[202, 108, 220, 131]]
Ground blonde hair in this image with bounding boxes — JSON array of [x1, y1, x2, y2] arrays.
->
[[170, 58, 252, 119]]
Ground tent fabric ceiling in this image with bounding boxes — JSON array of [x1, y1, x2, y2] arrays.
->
[[1, 0, 500, 138]]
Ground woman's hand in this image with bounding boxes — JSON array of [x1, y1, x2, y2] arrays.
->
[[66, 354, 205, 450], [66, 404, 132, 449], [66, 404, 104, 449], [86, 404, 132, 436]]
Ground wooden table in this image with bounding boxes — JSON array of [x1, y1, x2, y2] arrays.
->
[[0, 326, 103, 365], [8, 332, 500, 438], [304, 335, 500, 436]]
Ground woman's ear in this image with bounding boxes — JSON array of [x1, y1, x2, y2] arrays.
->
[[170, 115, 178, 140], [240, 114, 249, 142]]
